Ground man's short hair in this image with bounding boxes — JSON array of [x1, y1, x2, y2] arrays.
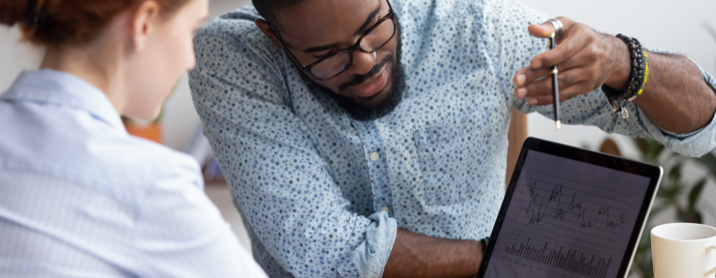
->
[[252, 0, 310, 31]]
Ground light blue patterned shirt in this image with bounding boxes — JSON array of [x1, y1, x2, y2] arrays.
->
[[0, 70, 267, 278], [188, 0, 716, 277]]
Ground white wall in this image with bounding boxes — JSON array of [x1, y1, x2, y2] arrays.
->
[[162, 0, 252, 150], [0, 27, 44, 94]]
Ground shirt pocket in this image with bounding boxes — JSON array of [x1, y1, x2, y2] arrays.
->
[[413, 117, 492, 206]]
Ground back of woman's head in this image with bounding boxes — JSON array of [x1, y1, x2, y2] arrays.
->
[[0, 0, 190, 47]]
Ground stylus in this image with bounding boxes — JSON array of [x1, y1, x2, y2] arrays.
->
[[549, 33, 560, 130]]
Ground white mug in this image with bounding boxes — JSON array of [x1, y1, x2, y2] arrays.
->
[[651, 223, 716, 278]]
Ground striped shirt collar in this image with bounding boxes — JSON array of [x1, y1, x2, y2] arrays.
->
[[2, 69, 125, 131]]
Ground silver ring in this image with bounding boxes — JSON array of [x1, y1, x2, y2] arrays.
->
[[547, 18, 563, 39]]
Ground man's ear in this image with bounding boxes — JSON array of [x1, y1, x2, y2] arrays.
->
[[129, 1, 160, 52], [255, 19, 284, 49]]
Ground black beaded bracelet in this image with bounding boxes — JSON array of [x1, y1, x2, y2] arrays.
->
[[601, 34, 648, 118]]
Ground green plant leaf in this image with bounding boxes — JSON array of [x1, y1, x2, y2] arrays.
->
[[634, 138, 649, 155], [656, 184, 682, 200], [676, 206, 703, 223], [655, 188, 669, 198], [648, 139, 665, 160], [688, 178, 707, 211], [629, 138, 714, 278], [695, 152, 716, 179], [656, 188, 670, 199], [690, 210, 704, 224], [668, 163, 682, 184], [633, 227, 655, 278], [632, 138, 667, 164]]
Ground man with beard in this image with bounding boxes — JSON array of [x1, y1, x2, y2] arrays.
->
[[188, 0, 716, 277]]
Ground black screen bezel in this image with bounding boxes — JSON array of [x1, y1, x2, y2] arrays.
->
[[476, 137, 662, 278]]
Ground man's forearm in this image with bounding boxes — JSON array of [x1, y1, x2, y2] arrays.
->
[[383, 228, 483, 278], [606, 44, 716, 134], [636, 52, 716, 133]]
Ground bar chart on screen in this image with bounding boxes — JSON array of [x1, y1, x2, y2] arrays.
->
[[504, 229, 612, 278], [497, 167, 639, 278]]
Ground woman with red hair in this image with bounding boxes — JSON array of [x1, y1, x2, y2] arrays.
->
[[0, 0, 266, 277]]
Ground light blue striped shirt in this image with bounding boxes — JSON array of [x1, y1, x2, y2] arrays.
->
[[0, 70, 267, 277]]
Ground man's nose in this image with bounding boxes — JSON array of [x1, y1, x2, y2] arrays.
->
[[344, 50, 377, 76]]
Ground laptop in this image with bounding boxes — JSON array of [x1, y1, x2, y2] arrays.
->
[[477, 137, 663, 278]]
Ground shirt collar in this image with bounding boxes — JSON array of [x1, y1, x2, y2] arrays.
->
[[1, 69, 125, 131]]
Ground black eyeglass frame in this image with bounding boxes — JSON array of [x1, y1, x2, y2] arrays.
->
[[269, 0, 397, 81]]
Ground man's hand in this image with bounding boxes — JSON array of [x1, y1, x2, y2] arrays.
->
[[513, 17, 630, 106], [514, 17, 716, 134]]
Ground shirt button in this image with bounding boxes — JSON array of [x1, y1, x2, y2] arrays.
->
[[369, 152, 380, 161], [380, 206, 389, 213]]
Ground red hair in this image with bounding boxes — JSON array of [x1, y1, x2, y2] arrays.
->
[[0, 0, 190, 47]]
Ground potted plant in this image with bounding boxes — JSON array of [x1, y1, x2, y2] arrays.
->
[[592, 137, 716, 278]]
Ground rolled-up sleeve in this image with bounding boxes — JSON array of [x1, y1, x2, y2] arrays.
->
[[189, 29, 397, 278], [340, 211, 397, 278]]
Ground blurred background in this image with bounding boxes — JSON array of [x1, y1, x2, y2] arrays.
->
[[2, 0, 716, 276]]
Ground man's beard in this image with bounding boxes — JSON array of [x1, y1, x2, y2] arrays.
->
[[312, 24, 406, 122]]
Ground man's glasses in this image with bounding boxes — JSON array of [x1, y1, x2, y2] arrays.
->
[[270, 0, 397, 80]]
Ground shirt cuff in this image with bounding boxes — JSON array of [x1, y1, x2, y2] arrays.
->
[[338, 211, 398, 278], [639, 106, 716, 157], [656, 122, 707, 139]]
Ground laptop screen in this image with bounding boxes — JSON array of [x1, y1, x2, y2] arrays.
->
[[482, 149, 653, 278]]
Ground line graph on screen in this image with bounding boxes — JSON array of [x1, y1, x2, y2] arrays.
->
[[514, 169, 634, 239]]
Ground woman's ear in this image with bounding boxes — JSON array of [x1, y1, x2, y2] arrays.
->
[[255, 19, 283, 49], [129, 1, 161, 51]]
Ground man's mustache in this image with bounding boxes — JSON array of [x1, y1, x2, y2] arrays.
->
[[338, 54, 395, 94]]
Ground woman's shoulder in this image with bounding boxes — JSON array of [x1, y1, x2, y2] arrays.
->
[[99, 134, 204, 189], [62, 133, 205, 202], [0, 113, 204, 202]]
